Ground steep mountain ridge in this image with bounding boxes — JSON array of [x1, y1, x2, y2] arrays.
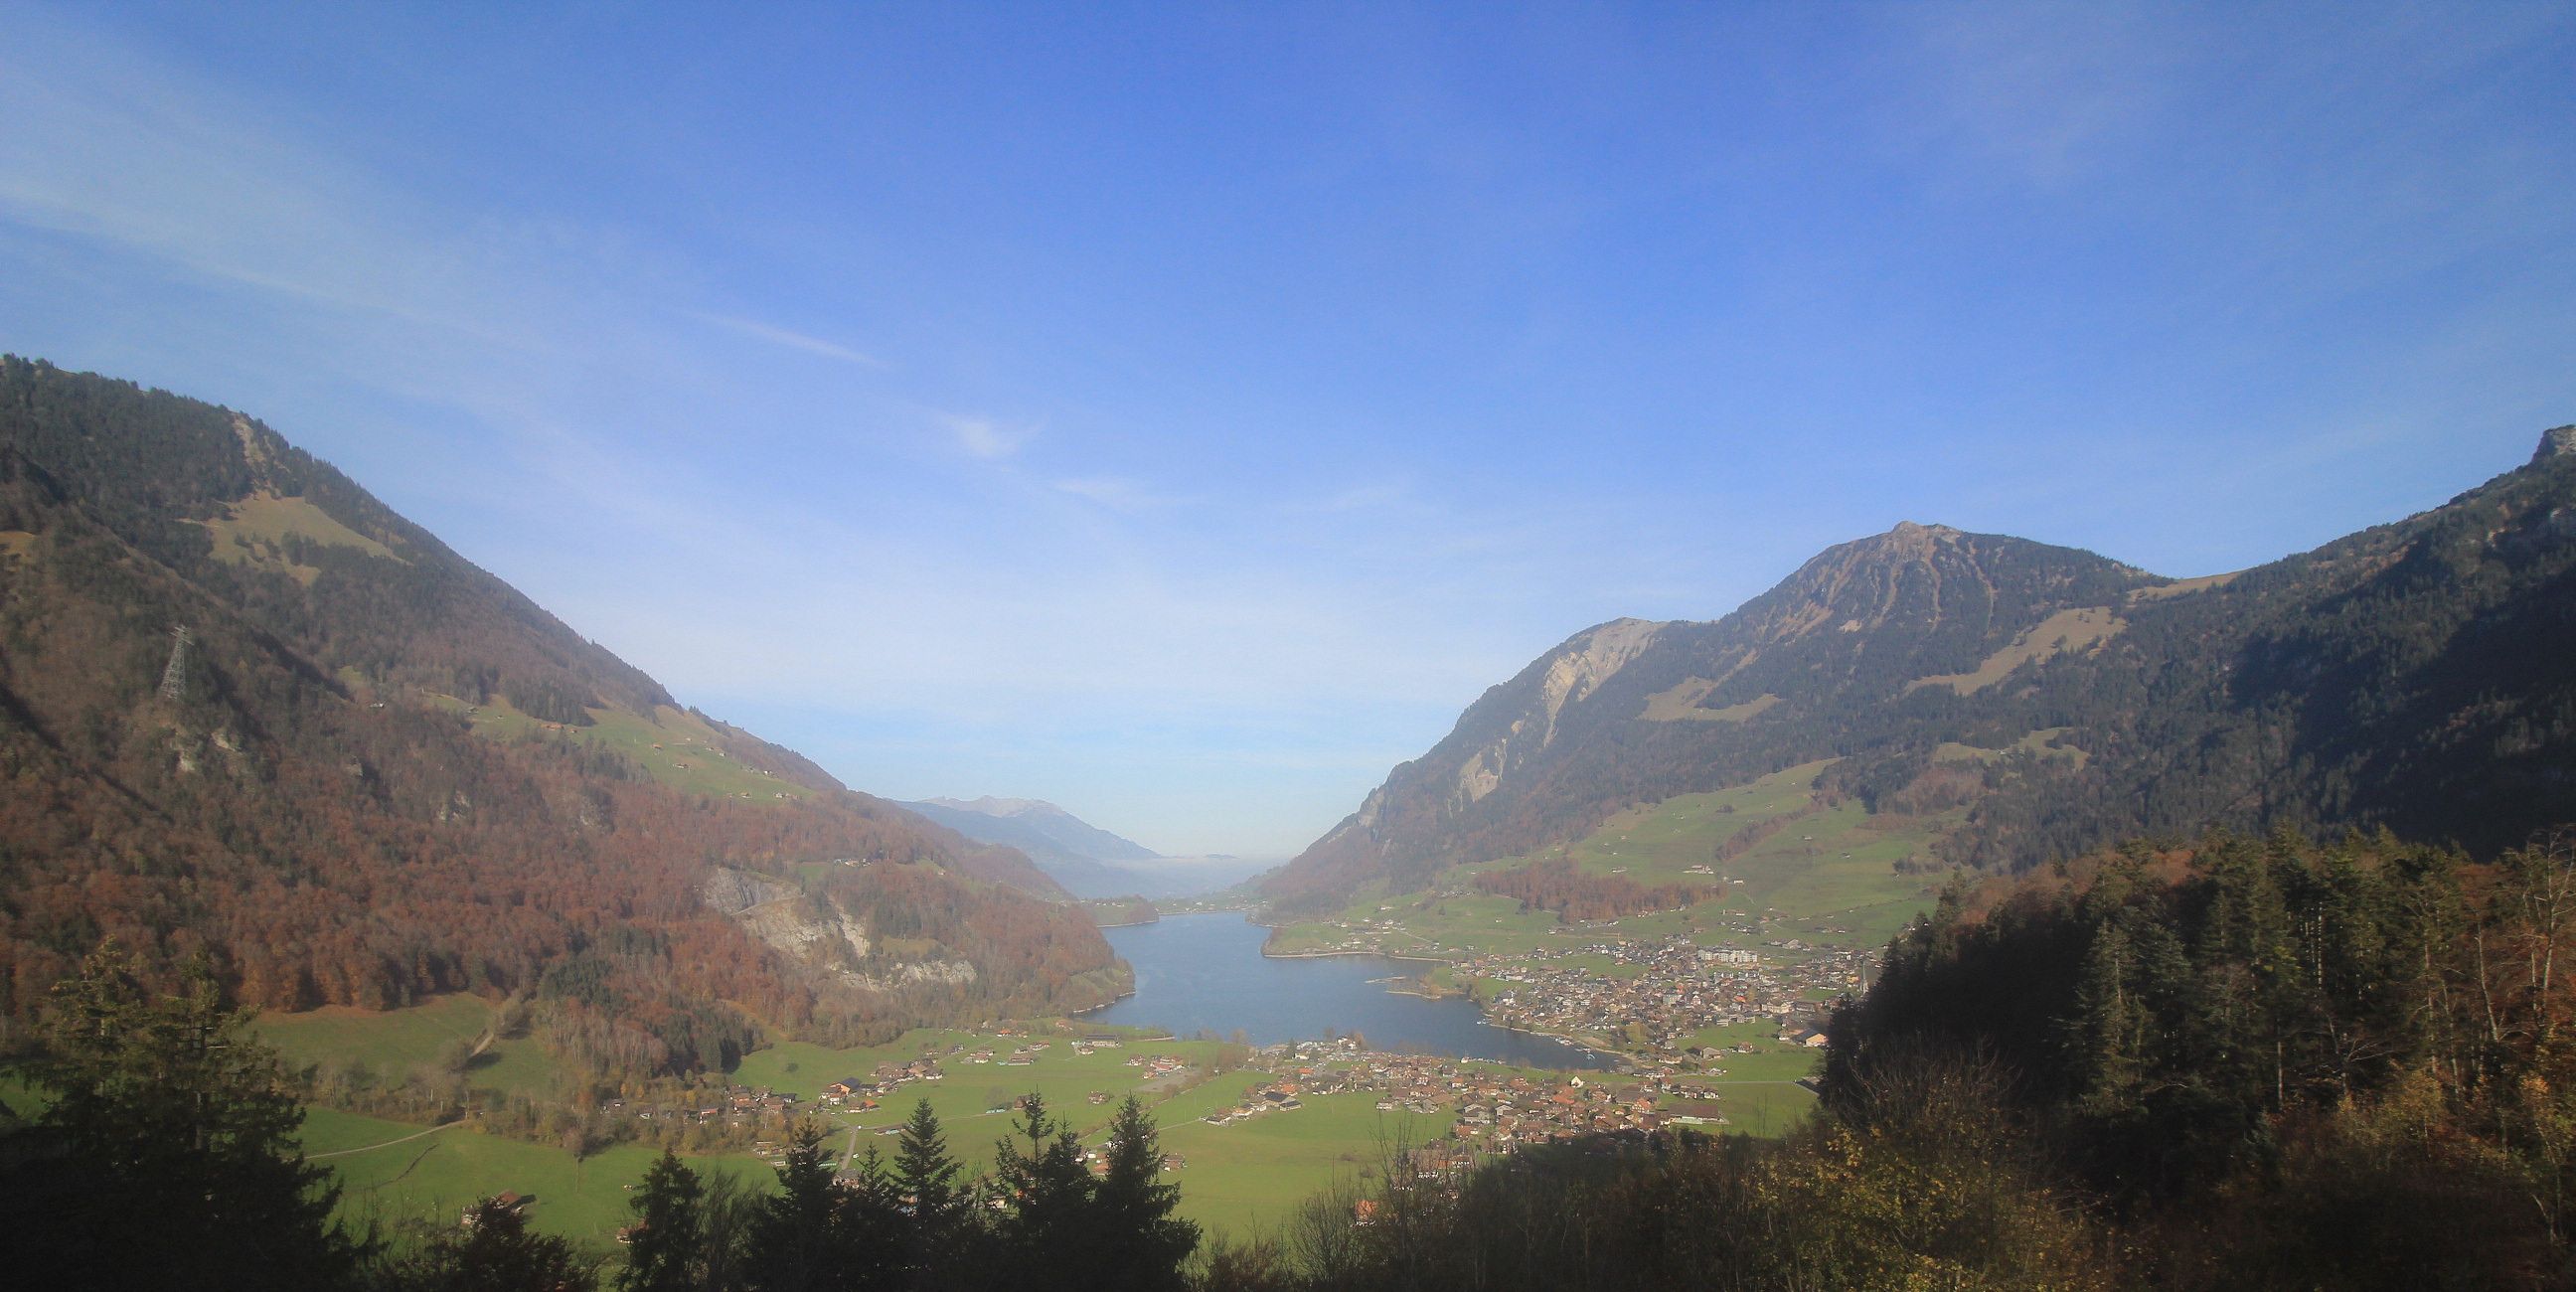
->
[[0, 358, 1109, 1061], [1271, 434, 2576, 908]]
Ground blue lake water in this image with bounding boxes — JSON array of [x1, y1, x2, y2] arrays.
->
[[1089, 912, 1610, 1070]]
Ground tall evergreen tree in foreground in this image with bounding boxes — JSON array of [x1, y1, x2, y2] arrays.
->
[[991, 1093, 1100, 1286], [894, 1097, 971, 1285], [0, 942, 363, 1291], [1092, 1095, 1200, 1291], [370, 1198, 596, 1292], [617, 1149, 705, 1292], [741, 1119, 903, 1292], [981, 1091, 1200, 1292]]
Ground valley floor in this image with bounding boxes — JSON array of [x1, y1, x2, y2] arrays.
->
[[262, 761, 1940, 1253], [276, 1012, 1822, 1251], [1264, 761, 1950, 1067]]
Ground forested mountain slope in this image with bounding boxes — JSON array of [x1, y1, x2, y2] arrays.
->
[[0, 358, 1116, 1066], [1270, 431, 2576, 908]]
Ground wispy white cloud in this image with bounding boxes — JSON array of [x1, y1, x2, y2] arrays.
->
[[1292, 481, 1410, 514], [942, 413, 1036, 460], [1051, 475, 1182, 512], [0, 28, 484, 335], [687, 311, 886, 368], [1898, 2, 2172, 190]]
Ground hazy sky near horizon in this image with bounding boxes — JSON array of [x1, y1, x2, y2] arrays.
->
[[3, 2, 2572, 856]]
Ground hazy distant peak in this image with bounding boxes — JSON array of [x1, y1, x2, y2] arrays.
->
[[898, 795, 1164, 895], [922, 795, 1063, 819]]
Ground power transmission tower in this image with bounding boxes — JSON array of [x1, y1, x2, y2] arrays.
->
[[158, 625, 193, 702]]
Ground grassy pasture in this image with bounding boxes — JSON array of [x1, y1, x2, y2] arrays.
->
[[1678, 1021, 1828, 1082], [0, 1074, 39, 1118], [1158, 1092, 1460, 1242], [467, 1035, 562, 1098], [256, 994, 492, 1078], [255, 995, 571, 1103], [1906, 606, 2125, 695], [309, 1105, 771, 1249], [1267, 757, 1946, 962], [1663, 1082, 1816, 1136], [298, 1106, 435, 1156], [277, 1009, 1680, 1249], [287, 1022, 1433, 1247], [762, 1048, 1485, 1243], [1937, 726, 2091, 772], [1637, 677, 1783, 724], [426, 694, 820, 802], [197, 491, 402, 584]]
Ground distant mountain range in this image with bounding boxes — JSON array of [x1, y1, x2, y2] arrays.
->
[[899, 796, 1158, 895], [0, 358, 1121, 1065], [1268, 428, 2576, 911], [899, 796, 1276, 898], [909, 795, 1160, 863]]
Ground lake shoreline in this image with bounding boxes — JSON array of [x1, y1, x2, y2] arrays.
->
[[1091, 912, 1613, 1069], [1493, 1020, 1621, 1060], [1260, 945, 1446, 968]]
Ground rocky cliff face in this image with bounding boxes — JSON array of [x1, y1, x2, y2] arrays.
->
[[2538, 425, 2576, 463], [704, 868, 980, 994]]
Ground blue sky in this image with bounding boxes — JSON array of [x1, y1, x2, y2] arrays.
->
[[3, 3, 2572, 857]]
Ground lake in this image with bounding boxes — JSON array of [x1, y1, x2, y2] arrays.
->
[[1088, 912, 1612, 1069]]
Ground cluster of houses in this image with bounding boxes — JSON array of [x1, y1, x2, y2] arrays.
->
[[1463, 937, 1866, 1056], [592, 1082, 806, 1136], [1123, 1050, 1188, 1081], [1279, 915, 1433, 956], [1200, 1042, 1760, 1171], [1200, 1083, 1309, 1125], [818, 1055, 946, 1105], [1276, 887, 1882, 1065], [582, 1057, 962, 1143]]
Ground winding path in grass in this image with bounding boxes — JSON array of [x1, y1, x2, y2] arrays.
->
[[309, 1118, 464, 1160]]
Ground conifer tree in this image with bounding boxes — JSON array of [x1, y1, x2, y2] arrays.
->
[[843, 1146, 908, 1290], [397, 1198, 597, 1292], [742, 1119, 903, 1292], [0, 942, 363, 1291], [991, 1093, 1094, 1279], [894, 1097, 971, 1283], [618, 1149, 705, 1292], [742, 1120, 839, 1292], [2068, 922, 2144, 1109], [1092, 1096, 1200, 1291]]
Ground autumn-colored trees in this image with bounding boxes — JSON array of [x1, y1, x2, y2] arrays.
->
[[1473, 858, 1702, 923], [0, 359, 1118, 1072], [1819, 827, 2576, 1286]]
